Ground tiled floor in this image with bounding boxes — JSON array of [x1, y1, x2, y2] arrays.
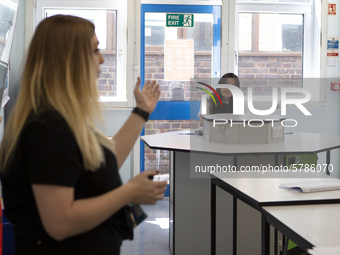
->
[[121, 198, 171, 255]]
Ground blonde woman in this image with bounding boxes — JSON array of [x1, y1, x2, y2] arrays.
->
[[0, 15, 167, 254]]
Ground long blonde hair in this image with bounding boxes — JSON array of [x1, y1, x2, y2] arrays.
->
[[0, 15, 114, 172]]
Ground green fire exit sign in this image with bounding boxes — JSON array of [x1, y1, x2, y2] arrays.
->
[[166, 14, 194, 27]]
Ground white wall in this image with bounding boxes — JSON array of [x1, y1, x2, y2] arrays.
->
[[100, 109, 134, 183]]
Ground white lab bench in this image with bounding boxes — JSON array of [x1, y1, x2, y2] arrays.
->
[[141, 131, 340, 255]]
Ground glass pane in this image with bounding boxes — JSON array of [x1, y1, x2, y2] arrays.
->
[[238, 13, 253, 52], [44, 9, 119, 98], [258, 14, 303, 52], [145, 12, 214, 101], [238, 12, 303, 95]]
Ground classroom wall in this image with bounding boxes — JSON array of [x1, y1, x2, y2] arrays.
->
[[3, 0, 340, 182], [100, 109, 132, 183]]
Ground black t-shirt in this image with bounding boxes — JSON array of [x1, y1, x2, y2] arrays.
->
[[1, 110, 133, 255]]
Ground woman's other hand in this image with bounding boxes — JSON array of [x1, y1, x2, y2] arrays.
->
[[126, 170, 167, 205], [134, 78, 160, 114]]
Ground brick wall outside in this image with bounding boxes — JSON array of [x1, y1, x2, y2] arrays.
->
[[97, 53, 117, 96], [238, 55, 303, 94], [96, 53, 302, 97]]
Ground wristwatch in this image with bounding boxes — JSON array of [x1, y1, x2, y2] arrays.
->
[[132, 107, 149, 122]]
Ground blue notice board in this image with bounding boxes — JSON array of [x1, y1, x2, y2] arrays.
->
[[327, 38, 339, 50]]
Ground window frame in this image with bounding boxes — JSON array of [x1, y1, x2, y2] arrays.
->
[[233, 1, 324, 109], [33, 0, 130, 108]]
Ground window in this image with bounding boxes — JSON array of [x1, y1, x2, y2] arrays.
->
[[234, 0, 323, 108], [35, 0, 128, 107]]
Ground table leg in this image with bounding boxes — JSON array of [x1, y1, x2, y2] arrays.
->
[[233, 155, 237, 255], [262, 214, 270, 255], [275, 155, 279, 166], [275, 229, 278, 255], [211, 181, 216, 255], [326, 150, 330, 175], [233, 197, 237, 255]]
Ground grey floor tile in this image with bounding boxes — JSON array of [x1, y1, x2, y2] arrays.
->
[[121, 198, 171, 255]]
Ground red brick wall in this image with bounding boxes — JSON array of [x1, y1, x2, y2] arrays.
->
[[97, 54, 302, 97], [238, 55, 303, 94], [98, 53, 117, 96]]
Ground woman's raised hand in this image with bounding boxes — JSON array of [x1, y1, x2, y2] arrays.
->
[[134, 78, 160, 114]]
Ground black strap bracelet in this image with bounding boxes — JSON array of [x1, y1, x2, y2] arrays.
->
[[132, 107, 149, 122]]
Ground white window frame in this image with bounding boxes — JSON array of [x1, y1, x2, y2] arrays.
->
[[30, 0, 130, 108], [232, 1, 325, 109]]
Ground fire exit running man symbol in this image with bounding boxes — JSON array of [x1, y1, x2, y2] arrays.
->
[[183, 14, 193, 27]]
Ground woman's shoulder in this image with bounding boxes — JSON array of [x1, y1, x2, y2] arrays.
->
[[24, 109, 70, 135], [28, 109, 65, 123]]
